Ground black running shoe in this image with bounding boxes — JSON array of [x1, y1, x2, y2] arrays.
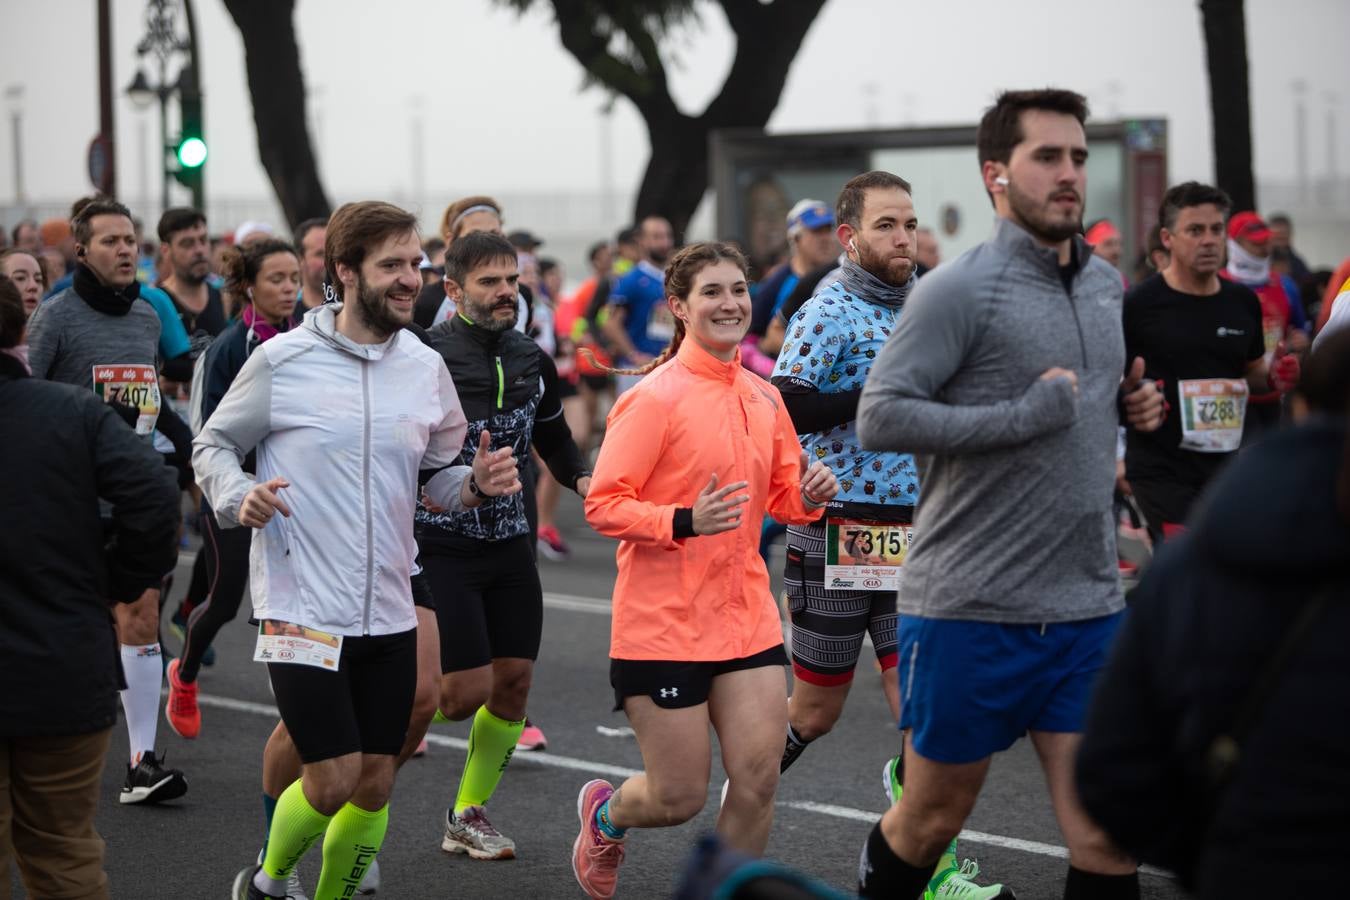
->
[[233, 865, 287, 900], [119, 750, 188, 804]]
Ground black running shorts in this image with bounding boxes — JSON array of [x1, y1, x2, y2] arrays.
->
[[610, 645, 789, 711], [784, 521, 899, 686], [268, 628, 417, 764], [411, 569, 435, 610], [420, 532, 544, 673]]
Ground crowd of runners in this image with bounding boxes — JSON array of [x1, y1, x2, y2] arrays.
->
[[2, 85, 1348, 900]]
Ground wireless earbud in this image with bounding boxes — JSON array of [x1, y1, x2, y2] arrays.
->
[[994, 176, 1010, 187], [848, 239, 858, 254]]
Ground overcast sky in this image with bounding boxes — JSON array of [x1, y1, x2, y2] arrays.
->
[[2, 0, 1348, 210]]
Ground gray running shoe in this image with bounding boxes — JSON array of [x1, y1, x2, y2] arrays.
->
[[441, 806, 517, 860], [253, 848, 309, 900], [355, 856, 379, 895]]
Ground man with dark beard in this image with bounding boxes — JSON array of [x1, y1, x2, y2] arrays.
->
[[196, 201, 522, 900], [769, 171, 1007, 900], [415, 232, 591, 861], [854, 89, 1164, 900], [157, 207, 228, 340]]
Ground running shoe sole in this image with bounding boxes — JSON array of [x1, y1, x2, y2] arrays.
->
[[440, 824, 516, 860], [119, 772, 187, 804], [572, 779, 614, 898], [231, 865, 254, 900]]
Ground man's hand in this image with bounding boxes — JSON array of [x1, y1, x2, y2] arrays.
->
[[468, 430, 523, 501], [1121, 357, 1165, 432], [1040, 367, 1079, 394], [1268, 342, 1301, 393], [799, 450, 838, 506], [575, 475, 592, 498], [240, 476, 292, 528], [692, 473, 750, 535]]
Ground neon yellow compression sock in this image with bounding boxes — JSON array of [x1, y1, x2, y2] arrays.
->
[[312, 802, 389, 900], [261, 779, 332, 882], [453, 705, 524, 814]]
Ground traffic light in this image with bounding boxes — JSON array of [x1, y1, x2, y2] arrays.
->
[[173, 91, 205, 208]]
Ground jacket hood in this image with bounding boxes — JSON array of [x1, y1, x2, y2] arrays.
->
[[301, 303, 400, 361], [1190, 417, 1350, 576]]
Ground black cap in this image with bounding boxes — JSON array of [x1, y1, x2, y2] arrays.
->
[[506, 230, 543, 250]]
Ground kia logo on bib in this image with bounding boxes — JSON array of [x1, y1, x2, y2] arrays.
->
[[863, 577, 883, 589]]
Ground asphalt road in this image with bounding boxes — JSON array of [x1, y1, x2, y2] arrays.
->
[[12, 494, 1184, 900]]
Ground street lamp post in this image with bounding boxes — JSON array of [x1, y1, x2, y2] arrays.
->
[[126, 0, 204, 216], [3, 84, 23, 206]]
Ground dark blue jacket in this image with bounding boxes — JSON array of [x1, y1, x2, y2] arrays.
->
[[1077, 418, 1350, 896], [0, 354, 179, 736]]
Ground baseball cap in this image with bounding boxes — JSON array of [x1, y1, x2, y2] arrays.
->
[[507, 230, 543, 251], [786, 200, 834, 238], [1227, 211, 1271, 244]]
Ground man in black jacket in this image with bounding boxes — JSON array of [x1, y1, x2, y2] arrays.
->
[[1077, 330, 1350, 897], [418, 232, 591, 860], [0, 275, 180, 899]]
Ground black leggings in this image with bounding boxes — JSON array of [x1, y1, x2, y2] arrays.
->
[[180, 498, 252, 682]]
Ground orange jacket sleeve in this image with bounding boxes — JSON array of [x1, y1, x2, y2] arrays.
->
[[583, 389, 683, 549], [763, 386, 826, 527]]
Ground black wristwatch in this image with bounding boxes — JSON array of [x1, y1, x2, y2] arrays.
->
[[468, 474, 485, 498]]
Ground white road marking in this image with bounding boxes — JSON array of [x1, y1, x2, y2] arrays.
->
[[193, 693, 1170, 877]]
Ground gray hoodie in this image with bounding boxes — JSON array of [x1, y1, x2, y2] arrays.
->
[[857, 217, 1126, 624]]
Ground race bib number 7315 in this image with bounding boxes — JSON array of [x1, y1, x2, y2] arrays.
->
[[824, 518, 914, 591]]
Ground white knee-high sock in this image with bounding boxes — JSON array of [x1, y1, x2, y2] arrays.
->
[[120, 643, 163, 765]]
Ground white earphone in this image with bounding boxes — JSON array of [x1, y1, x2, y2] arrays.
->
[[247, 287, 254, 299], [848, 239, 858, 254], [994, 176, 1010, 186]]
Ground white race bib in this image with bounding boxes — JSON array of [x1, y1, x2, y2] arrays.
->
[[93, 363, 160, 436], [253, 620, 343, 670], [1178, 378, 1248, 453], [824, 518, 914, 591]]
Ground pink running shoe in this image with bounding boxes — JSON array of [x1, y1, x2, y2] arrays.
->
[[572, 779, 625, 899], [413, 737, 429, 757], [517, 719, 547, 751]]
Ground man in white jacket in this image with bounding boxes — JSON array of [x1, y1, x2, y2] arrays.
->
[[195, 201, 521, 900]]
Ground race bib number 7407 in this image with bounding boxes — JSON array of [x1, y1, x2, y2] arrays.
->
[[92, 363, 161, 436]]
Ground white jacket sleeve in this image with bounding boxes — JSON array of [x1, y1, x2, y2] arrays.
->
[[191, 348, 274, 528], [419, 358, 471, 513]]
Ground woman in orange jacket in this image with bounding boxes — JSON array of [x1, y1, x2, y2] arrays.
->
[[570, 242, 838, 899]]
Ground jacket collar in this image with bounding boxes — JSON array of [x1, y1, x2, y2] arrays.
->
[[990, 216, 1096, 281], [676, 336, 742, 384], [301, 303, 399, 361], [451, 310, 505, 349]]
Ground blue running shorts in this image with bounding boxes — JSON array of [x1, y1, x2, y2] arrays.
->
[[896, 611, 1124, 764]]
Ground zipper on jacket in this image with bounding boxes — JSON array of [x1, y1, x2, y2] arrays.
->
[[494, 356, 505, 409], [1063, 291, 1089, 370], [361, 360, 374, 636]]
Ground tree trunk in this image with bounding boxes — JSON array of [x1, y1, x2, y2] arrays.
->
[[544, 0, 826, 234], [222, 0, 330, 230], [1199, 0, 1256, 212]]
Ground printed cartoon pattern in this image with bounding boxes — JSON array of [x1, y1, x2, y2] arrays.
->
[[416, 395, 540, 541], [772, 281, 919, 507]]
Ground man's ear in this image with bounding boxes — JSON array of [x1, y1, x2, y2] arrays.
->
[[443, 276, 463, 302]]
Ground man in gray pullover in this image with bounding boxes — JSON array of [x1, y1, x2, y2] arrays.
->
[[853, 89, 1163, 900]]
